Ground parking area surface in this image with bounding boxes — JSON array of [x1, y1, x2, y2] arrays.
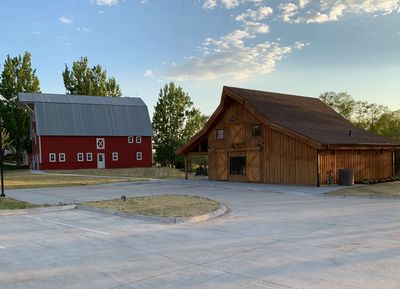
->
[[2, 180, 400, 288]]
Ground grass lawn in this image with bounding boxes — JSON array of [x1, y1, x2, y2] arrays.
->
[[83, 195, 220, 217], [4, 169, 143, 190], [0, 197, 39, 210], [329, 181, 400, 197], [48, 166, 190, 179]]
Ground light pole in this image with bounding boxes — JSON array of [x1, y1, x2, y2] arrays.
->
[[0, 117, 5, 197]]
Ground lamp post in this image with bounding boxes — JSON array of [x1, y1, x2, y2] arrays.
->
[[0, 117, 5, 197]]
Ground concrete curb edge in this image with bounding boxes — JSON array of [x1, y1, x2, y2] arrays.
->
[[76, 204, 228, 224], [0, 205, 77, 216]]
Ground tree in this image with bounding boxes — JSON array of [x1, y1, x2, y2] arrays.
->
[[0, 52, 40, 167], [152, 82, 207, 167], [62, 57, 122, 96], [319, 91, 355, 120], [353, 101, 388, 132]]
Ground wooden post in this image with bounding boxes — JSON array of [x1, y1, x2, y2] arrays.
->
[[184, 154, 189, 180]]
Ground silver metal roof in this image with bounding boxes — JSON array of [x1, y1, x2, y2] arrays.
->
[[18, 93, 153, 137]]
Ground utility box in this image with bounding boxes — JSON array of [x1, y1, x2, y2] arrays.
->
[[338, 169, 354, 186]]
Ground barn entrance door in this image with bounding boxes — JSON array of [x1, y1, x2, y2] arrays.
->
[[97, 153, 105, 169], [216, 152, 228, 180], [247, 151, 260, 182]]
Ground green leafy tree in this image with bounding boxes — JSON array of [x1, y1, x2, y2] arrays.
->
[[353, 101, 389, 132], [0, 52, 40, 167], [1, 125, 12, 152], [62, 57, 122, 96], [152, 82, 207, 167], [319, 91, 355, 120]]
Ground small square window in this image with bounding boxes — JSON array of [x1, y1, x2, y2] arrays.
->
[[136, 152, 143, 161], [252, 124, 262, 137], [216, 129, 224, 140], [59, 153, 66, 162], [128, 136, 134, 144], [77, 153, 84, 162], [86, 153, 93, 162], [49, 153, 56, 163], [96, 138, 105, 149], [112, 152, 119, 161], [136, 136, 142, 144]]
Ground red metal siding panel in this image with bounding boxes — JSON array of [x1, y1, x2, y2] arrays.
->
[[39, 136, 152, 170]]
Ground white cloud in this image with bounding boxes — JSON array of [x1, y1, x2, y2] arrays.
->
[[144, 69, 154, 78], [203, 0, 217, 9], [59, 16, 73, 24], [299, 0, 310, 8], [77, 27, 91, 33], [279, 3, 299, 23], [92, 0, 119, 6]]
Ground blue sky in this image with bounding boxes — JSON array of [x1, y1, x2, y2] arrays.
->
[[1, 0, 399, 116]]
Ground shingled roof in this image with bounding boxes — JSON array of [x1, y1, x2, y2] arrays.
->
[[18, 93, 153, 137], [177, 86, 399, 155]]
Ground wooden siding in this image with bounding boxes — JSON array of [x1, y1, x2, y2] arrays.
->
[[208, 100, 318, 185], [319, 150, 393, 184]]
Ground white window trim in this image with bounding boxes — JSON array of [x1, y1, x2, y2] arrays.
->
[[136, 152, 143, 161], [112, 152, 119, 161], [86, 153, 93, 162], [128, 136, 134, 144], [135, 136, 142, 144], [59, 153, 66, 162], [49, 153, 56, 163], [96, 138, 105, 149], [77, 153, 84, 162]]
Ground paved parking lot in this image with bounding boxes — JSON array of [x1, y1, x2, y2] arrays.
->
[[2, 180, 400, 288]]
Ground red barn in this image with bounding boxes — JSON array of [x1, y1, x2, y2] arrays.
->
[[18, 93, 153, 170]]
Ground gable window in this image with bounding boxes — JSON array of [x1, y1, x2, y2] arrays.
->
[[96, 138, 105, 149], [230, 156, 246, 175], [86, 153, 93, 162], [136, 136, 142, 144], [216, 129, 224, 140], [59, 153, 66, 162], [128, 136, 134, 144], [252, 124, 262, 137], [112, 152, 119, 161], [49, 153, 56, 163], [77, 153, 84, 162], [136, 152, 143, 161]]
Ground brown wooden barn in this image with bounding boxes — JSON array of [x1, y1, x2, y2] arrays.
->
[[176, 87, 400, 186]]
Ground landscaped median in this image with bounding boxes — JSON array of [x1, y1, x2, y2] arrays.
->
[[80, 194, 227, 223], [329, 181, 400, 197], [0, 197, 39, 210]]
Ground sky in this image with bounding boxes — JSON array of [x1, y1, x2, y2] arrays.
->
[[0, 0, 399, 117]]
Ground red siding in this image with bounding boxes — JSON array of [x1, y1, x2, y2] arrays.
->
[[37, 136, 152, 170]]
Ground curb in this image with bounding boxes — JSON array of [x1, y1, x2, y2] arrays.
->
[[0, 205, 77, 216], [76, 204, 228, 224]]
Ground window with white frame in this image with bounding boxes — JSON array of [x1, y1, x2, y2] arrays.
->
[[135, 136, 142, 144], [77, 153, 84, 162], [59, 153, 66, 162], [136, 152, 143, 161], [96, 138, 105, 149], [49, 153, 56, 163], [128, 136, 134, 144], [86, 153, 93, 162], [112, 152, 119, 161]]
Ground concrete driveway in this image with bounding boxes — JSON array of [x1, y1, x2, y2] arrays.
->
[[2, 180, 400, 289]]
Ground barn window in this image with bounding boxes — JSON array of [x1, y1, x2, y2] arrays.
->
[[112, 152, 119, 161], [128, 136, 134, 144], [96, 138, 105, 149], [136, 152, 143, 161], [59, 153, 66, 162], [49, 153, 56, 163], [216, 129, 224, 140], [136, 136, 142, 144], [252, 124, 261, 136], [86, 153, 93, 161], [77, 153, 84, 162], [230, 156, 246, 175]]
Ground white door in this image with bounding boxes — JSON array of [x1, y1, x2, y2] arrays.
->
[[97, 153, 105, 169]]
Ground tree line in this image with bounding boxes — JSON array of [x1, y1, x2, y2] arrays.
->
[[319, 92, 400, 140]]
